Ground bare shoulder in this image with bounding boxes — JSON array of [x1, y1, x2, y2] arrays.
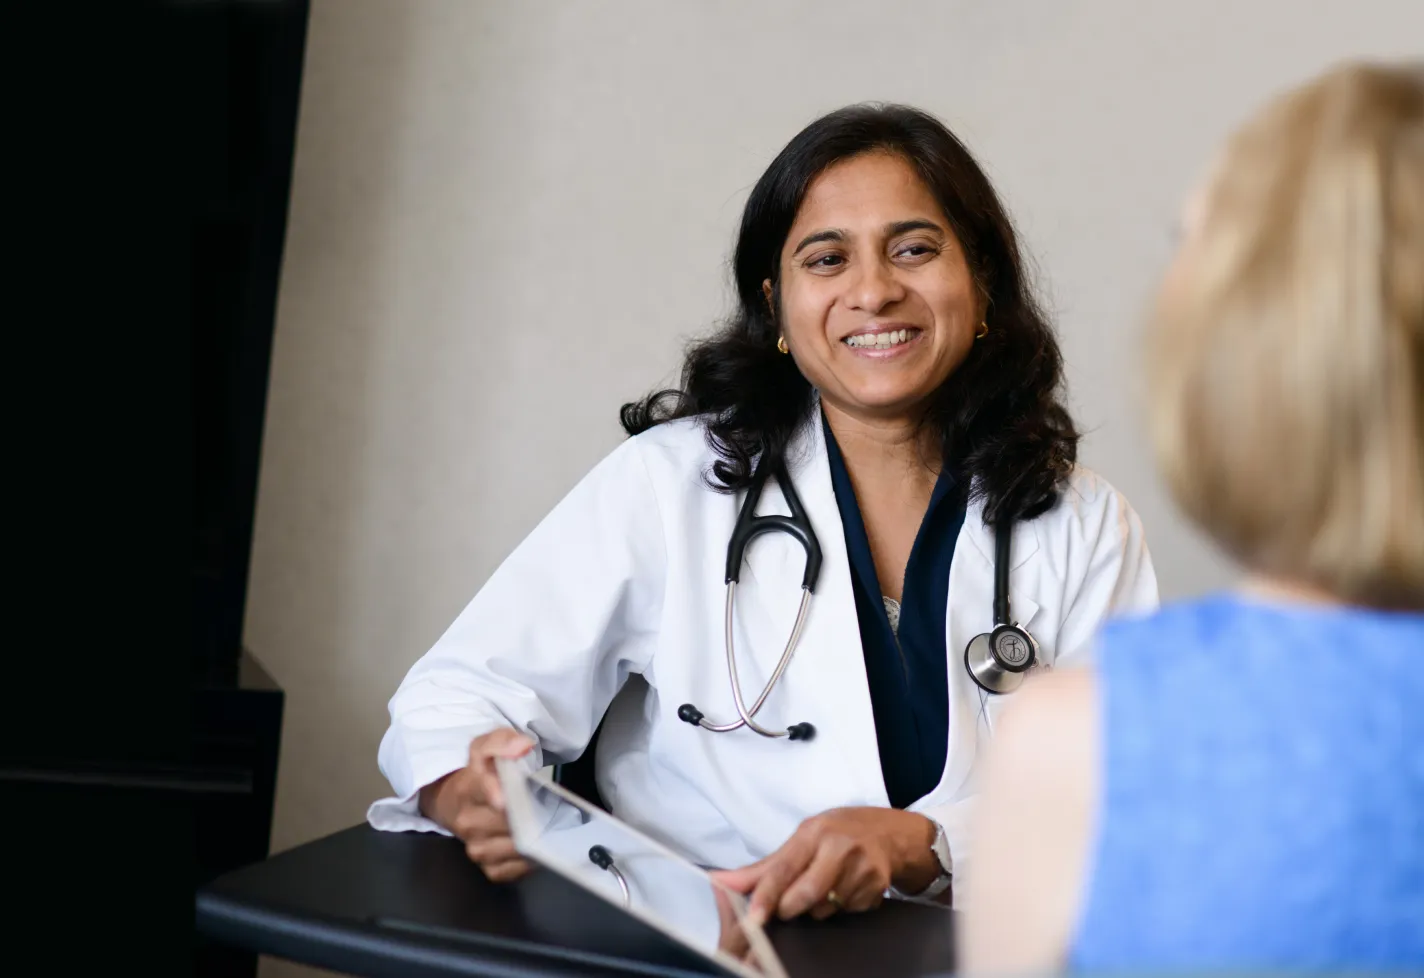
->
[[960, 666, 1101, 974], [1008, 666, 1098, 733], [992, 666, 1099, 792]]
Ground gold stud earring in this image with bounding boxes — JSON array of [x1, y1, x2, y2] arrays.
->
[[777, 335, 790, 354], [975, 321, 989, 340]]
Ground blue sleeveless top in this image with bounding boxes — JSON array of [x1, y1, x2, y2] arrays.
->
[[1072, 594, 1424, 972]]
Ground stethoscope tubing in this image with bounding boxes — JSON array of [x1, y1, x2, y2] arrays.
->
[[606, 861, 632, 907], [684, 455, 1039, 739], [692, 582, 813, 736]]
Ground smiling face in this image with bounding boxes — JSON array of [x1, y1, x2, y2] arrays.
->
[[766, 151, 982, 424]]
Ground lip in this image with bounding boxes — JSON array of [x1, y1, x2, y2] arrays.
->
[[840, 323, 924, 359]]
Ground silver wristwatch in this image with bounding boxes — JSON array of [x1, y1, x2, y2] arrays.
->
[[887, 819, 953, 901]]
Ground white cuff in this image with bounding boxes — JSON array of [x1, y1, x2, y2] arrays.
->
[[367, 742, 545, 835]]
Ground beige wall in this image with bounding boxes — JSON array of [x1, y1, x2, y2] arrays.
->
[[245, 2, 1420, 973]]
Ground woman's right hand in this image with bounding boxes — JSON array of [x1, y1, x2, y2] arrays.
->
[[419, 728, 536, 882]]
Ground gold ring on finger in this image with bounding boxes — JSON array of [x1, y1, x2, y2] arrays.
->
[[825, 889, 843, 910]]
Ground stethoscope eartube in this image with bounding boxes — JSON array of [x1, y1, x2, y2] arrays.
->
[[588, 845, 631, 907], [963, 520, 1039, 695], [679, 457, 822, 741]]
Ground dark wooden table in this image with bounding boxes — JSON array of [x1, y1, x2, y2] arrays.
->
[[197, 824, 957, 978]]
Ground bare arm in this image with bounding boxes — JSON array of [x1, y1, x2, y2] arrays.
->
[[958, 667, 1101, 974]]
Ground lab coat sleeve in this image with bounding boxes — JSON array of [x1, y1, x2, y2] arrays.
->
[[367, 436, 668, 834], [912, 475, 1158, 900]]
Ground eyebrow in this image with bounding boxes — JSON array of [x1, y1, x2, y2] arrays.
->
[[887, 219, 946, 238], [791, 228, 845, 255], [790, 219, 947, 256]]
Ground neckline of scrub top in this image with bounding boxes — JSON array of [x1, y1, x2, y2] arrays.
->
[[820, 411, 966, 809]]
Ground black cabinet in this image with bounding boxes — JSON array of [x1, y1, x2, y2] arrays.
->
[[2, 651, 283, 978], [0, 649, 283, 978], [195, 652, 285, 978], [9, 2, 303, 971]]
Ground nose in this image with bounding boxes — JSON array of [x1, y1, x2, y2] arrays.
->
[[844, 256, 905, 314]]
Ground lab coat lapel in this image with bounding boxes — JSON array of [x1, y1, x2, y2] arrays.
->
[[738, 417, 890, 808], [960, 504, 1041, 621], [936, 501, 1041, 799]]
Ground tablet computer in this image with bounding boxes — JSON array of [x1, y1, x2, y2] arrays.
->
[[497, 757, 789, 978]]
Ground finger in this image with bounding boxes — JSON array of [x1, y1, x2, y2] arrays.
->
[[471, 767, 508, 811], [467, 754, 518, 811], [710, 858, 771, 895], [481, 857, 532, 883], [832, 865, 884, 915], [813, 857, 884, 916], [471, 728, 536, 761], [846, 884, 884, 914], [777, 842, 851, 921], [469, 730, 535, 809], [747, 843, 814, 926], [714, 899, 752, 959], [465, 835, 520, 865], [451, 804, 508, 841]]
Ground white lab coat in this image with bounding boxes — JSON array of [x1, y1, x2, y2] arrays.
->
[[369, 414, 1158, 898]]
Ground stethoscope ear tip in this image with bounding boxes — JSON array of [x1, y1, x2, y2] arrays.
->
[[677, 703, 705, 726], [588, 845, 613, 869], [786, 722, 815, 741]]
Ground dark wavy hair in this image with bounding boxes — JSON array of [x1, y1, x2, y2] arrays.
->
[[621, 103, 1078, 524]]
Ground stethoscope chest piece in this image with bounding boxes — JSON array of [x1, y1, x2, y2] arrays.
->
[[964, 623, 1039, 695], [964, 518, 1039, 695]]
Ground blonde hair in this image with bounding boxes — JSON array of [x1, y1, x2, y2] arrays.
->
[[1148, 62, 1424, 609]]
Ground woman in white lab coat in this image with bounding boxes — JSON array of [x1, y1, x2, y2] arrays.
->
[[369, 103, 1158, 922]]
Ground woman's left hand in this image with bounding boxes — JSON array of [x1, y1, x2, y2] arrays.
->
[[712, 807, 941, 924]]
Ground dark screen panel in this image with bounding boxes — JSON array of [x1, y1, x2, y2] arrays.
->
[[187, 0, 309, 674]]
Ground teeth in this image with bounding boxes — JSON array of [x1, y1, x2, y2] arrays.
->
[[845, 328, 914, 349]]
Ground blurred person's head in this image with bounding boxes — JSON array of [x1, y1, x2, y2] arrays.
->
[[1150, 62, 1424, 609]]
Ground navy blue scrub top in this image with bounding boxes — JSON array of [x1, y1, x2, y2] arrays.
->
[[822, 414, 965, 809]]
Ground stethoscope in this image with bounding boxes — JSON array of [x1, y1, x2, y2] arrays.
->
[[588, 844, 632, 907], [962, 518, 1040, 695], [587, 845, 709, 910], [677, 456, 1039, 741]]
